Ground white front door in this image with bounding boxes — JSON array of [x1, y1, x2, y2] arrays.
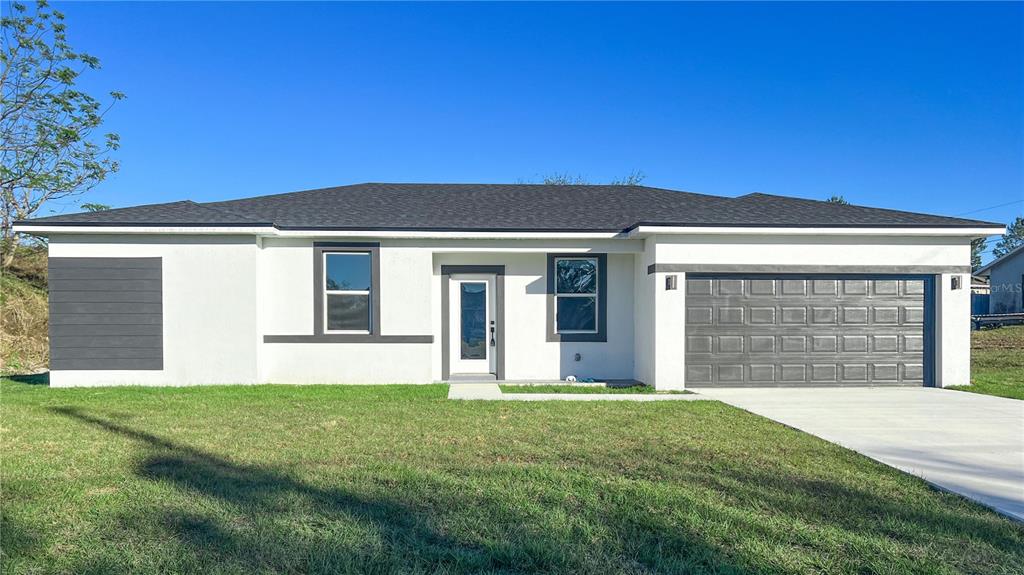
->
[[448, 274, 497, 376]]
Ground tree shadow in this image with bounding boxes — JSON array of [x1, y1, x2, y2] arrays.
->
[[46, 405, 1024, 573], [48, 406, 748, 573], [2, 372, 49, 385]]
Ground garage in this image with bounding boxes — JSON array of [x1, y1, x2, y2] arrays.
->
[[684, 276, 932, 387]]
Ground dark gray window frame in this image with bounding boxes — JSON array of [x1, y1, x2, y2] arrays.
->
[[263, 242, 433, 344], [547, 253, 607, 342], [314, 242, 380, 336], [441, 265, 505, 380]]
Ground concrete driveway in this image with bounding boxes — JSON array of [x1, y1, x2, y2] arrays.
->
[[692, 387, 1024, 522]]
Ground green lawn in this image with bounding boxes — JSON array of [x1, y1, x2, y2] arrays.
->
[[2, 379, 1022, 574], [951, 325, 1024, 400], [499, 384, 689, 394]]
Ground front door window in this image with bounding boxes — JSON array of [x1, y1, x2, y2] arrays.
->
[[460, 282, 487, 360]]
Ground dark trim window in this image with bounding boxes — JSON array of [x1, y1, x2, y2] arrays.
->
[[313, 242, 381, 336], [546, 253, 607, 342]]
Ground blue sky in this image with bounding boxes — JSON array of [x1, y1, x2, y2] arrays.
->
[[49, 1, 1022, 258]]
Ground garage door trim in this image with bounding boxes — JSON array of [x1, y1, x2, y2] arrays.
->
[[685, 273, 935, 387]]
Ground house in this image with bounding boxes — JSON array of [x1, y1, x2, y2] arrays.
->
[[13, 183, 1003, 389], [974, 244, 1024, 314], [970, 275, 991, 316]]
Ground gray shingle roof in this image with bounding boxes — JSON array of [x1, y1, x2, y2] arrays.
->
[[15, 183, 999, 231]]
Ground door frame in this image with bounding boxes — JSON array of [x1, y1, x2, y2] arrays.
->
[[441, 265, 505, 380]]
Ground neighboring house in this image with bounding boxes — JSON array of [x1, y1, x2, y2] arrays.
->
[[970, 275, 991, 316], [974, 244, 1024, 314], [13, 183, 1003, 389]]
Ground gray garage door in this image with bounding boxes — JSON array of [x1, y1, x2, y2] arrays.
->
[[685, 276, 930, 387]]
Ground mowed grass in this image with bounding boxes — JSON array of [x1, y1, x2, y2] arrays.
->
[[952, 325, 1024, 400], [499, 384, 689, 394], [2, 380, 1022, 574]]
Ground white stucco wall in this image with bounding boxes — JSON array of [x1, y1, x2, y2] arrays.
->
[[258, 238, 435, 383], [42, 231, 975, 389], [432, 251, 636, 381], [47, 234, 260, 386]]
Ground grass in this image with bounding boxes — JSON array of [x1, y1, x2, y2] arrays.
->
[[500, 384, 689, 394], [950, 325, 1024, 400], [2, 379, 1022, 574]]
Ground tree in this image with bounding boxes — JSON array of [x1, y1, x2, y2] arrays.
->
[[1, 0, 124, 269], [532, 171, 647, 185], [826, 195, 850, 205], [541, 172, 588, 186], [609, 170, 646, 186], [80, 202, 109, 212], [971, 237, 987, 270], [992, 216, 1024, 259]]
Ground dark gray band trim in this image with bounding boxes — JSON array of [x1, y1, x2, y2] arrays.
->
[[263, 334, 432, 343], [440, 265, 505, 381], [546, 254, 608, 342], [313, 242, 381, 336], [648, 264, 971, 275]]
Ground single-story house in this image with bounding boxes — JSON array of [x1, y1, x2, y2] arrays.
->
[[974, 244, 1024, 314], [13, 183, 1003, 389]]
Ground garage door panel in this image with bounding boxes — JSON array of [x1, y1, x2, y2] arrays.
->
[[685, 276, 928, 386]]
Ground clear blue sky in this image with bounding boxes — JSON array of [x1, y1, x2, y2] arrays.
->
[[49, 1, 1023, 258]]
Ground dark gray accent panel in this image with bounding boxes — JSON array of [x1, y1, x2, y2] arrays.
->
[[546, 254, 608, 342], [440, 265, 505, 381], [685, 275, 932, 387], [650, 263, 970, 275], [48, 257, 163, 370], [313, 242, 381, 336], [263, 334, 432, 343]]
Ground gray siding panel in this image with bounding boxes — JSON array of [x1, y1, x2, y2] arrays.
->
[[48, 257, 163, 371], [49, 313, 162, 325], [51, 302, 162, 314], [49, 257, 161, 269], [49, 290, 162, 303], [51, 358, 162, 370], [50, 323, 162, 337], [49, 267, 163, 280]]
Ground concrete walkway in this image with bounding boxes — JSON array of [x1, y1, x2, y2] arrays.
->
[[447, 383, 710, 401], [693, 387, 1024, 522]]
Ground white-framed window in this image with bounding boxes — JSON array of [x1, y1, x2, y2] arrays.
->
[[323, 251, 372, 333], [554, 257, 598, 333]]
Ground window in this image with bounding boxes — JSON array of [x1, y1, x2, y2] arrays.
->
[[555, 257, 598, 332], [323, 251, 372, 333]]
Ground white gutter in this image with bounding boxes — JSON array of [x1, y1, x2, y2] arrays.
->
[[12, 224, 627, 239], [14, 224, 1005, 239], [627, 225, 1006, 238]]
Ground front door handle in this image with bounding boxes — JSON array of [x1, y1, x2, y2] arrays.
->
[[489, 322, 496, 347]]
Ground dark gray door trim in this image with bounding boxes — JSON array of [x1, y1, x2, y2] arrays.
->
[[441, 265, 505, 381], [650, 264, 970, 275], [313, 242, 381, 336], [547, 253, 608, 342], [264, 334, 432, 343]]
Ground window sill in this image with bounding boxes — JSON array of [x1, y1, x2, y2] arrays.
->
[[263, 334, 434, 343]]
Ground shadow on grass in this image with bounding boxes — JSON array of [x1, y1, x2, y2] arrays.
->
[[47, 406, 1024, 574], [49, 406, 745, 573], [2, 372, 49, 385]]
